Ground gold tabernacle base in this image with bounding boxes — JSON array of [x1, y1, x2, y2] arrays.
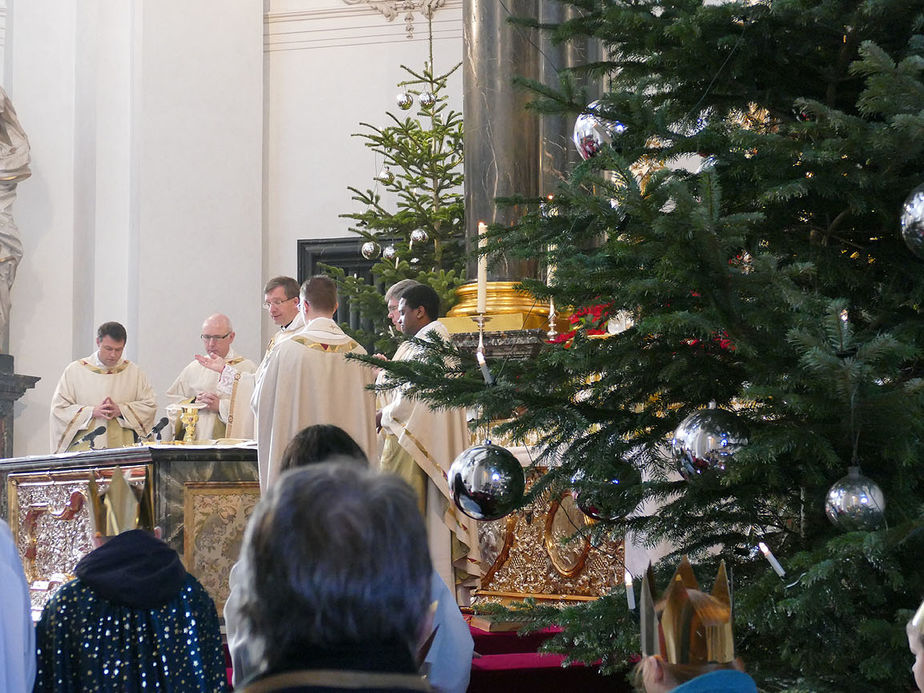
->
[[443, 281, 570, 334]]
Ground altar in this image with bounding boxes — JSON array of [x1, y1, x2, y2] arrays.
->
[[1, 440, 626, 624], [0, 444, 259, 618]]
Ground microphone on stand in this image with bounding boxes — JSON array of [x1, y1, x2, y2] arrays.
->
[[148, 417, 170, 441], [79, 426, 107, 450]]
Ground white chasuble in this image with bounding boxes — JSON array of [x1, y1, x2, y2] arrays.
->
[[222, 314, 305, 440], [378, 321, 481, 596], [165, 349, 257, 441], [50, 355, 157, 453], [253, 317, 378, 490]]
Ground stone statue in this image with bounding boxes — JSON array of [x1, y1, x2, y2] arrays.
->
[[0, 86, 30, 350]]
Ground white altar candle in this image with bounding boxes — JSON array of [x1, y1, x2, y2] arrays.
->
[[625, 570, 636, 610], [477, 221, 488, 314]]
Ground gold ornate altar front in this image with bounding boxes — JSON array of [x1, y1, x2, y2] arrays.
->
[[475, 471, 624, 604]]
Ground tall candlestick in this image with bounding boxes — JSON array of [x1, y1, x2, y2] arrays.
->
[[477, 221, 487, 314]]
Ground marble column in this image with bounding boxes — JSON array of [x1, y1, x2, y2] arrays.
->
[[463, 0, 541, 281], [462, 0, 601, 283]]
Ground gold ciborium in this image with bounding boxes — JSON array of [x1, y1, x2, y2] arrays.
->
[[179, 402, 206, 443]]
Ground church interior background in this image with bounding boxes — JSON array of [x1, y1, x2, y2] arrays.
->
[[3, 0, 465, 459]]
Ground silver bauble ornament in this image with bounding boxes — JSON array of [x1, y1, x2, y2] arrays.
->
[[571, 463, 641, 521], [671, 407, 748, 479], [361, 241, 380, 260], [376, 166, 394, 184], [825, 466, 885, 531], [900, 183, 924, 259], [382, 245, 397, 261], [572, 100, 627, 161], [449, 441, 525, 521], [396, 92, 413, 110], [419, 91, 436, 108], [410, 228, 429, 244]]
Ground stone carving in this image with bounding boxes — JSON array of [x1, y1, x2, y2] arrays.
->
[[0, 86, 30, 348]]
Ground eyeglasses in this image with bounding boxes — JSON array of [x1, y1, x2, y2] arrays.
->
[[201, 332, 231, 341], [263, 297, 297, 310]]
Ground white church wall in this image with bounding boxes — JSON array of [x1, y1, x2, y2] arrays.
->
[[263, 0, 463, 288], [6, 0, 81, 456], [7, 0, 263, 456]]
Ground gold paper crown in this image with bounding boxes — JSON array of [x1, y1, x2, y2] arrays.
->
[[640, 556, 735, 665], [87, 466, 155, 537], [912, 600, 924, 636]]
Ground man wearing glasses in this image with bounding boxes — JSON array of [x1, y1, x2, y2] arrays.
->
[[199, 276, 377, 489], [165, 313, 256, 441], [262, 275, 304, 352]]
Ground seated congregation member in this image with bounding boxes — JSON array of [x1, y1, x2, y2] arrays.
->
[[909, 599, 924, 692], [225, 425, 473, 693], [634, 557, 757, 693], [1, 518, 35, 691], [166, 312, 256, 441], [34, 468, 226, 693], [49, 321, 157, 453], [234, 462, 434, 692]]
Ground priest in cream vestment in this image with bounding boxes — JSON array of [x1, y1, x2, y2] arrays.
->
[[377, 285, 480, 599], [210, 277, 304, 439], [50, 322, 157, 453], [165, 313, 257, 441], [201, 276, 377, 489]]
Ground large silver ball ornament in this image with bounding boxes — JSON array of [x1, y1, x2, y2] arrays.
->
[[361, 241, 381, 260], [396, 92, 414, 110], [376, 166, 394, 185], [449, 441, 525, 521], [410, 228, 429, 244], [572, 100, 627, 161], [419, 91, 436, 108], [900, 183, 924, 259], [382, 245, 397, 261], [825, 466, 885, 531], [671, 407, 748, 479]]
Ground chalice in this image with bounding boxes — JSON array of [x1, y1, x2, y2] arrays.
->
[[179, 402, 206, 444]]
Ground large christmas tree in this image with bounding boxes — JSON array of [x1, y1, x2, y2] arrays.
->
[[365, 1, 924, 690]]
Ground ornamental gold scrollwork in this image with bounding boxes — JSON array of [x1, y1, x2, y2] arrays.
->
[[543, 493, 591, 579]]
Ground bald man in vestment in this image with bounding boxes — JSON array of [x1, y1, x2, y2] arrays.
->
[[165, 313, 256, 441], [200, 276, 377, 489], [50, 321, 156, 452]]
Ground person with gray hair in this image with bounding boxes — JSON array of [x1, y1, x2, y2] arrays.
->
[[235, 463, 433, 692], [225, 424, 474, 693]]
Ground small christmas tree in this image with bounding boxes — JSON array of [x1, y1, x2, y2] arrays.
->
[[332, 26, 465, 355], [362, 1, 924, 690]]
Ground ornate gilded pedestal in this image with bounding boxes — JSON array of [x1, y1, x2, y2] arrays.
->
[[476, 464, 623, 604], [0, 445, 258, 616]]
